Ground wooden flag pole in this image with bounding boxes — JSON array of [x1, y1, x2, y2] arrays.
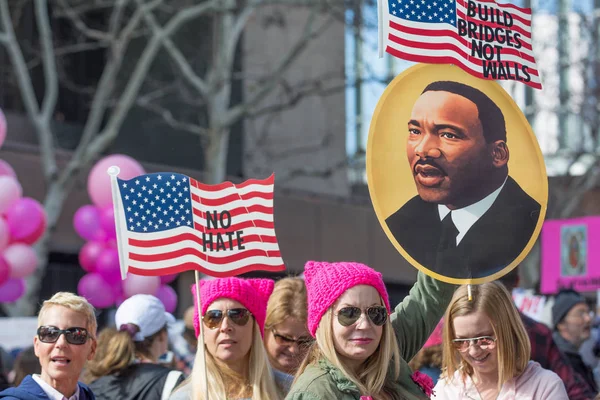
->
[[194, 271, 210, 399], [467, 284, 472, 301]]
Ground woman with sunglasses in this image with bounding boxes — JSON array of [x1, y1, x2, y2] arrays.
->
[[0, 292, 97, 400], [434, 282, 568, 399], [287, 261, 455, 400], [170, 277, 282, 400], [264, 277, 312, 393], [86, 294, 183, 400]]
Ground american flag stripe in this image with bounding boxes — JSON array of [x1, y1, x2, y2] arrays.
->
[[381, 0, 542, 89], [111, 171, 285, 278]]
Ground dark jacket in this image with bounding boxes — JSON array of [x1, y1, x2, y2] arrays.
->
[[0, 375, 95, 400], [89, 363, 183, 400], [553, 332, 599, 394], [385, 176, 541, 279], [286, 272, 455, 400]]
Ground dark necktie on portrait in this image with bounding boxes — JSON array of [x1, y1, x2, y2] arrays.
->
[[439, 212, 458, 251]]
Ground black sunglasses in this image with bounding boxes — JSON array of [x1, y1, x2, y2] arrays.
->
[[271, 329, 314, 347], [335, 306, 388, 327], [203, 308, 252, 329], [37, 326, 90, 345]]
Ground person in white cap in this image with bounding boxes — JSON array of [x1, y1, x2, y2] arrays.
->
[[85, 294, 184, 400]]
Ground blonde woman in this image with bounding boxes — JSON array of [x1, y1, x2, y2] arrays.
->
[[264, 277, 312, 391], [434, 282, 568, 399], [0, 292, 97, 400], [170, 277, 283, 400], [286, 261, 455, 400], [87, 295, 183, 400]]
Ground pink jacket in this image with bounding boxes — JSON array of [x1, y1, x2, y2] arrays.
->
[[433, 361, 568, 399]]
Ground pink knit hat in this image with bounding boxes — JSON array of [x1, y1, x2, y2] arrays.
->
[[304, 261, 391, 337], [191, 277, 274, 338]]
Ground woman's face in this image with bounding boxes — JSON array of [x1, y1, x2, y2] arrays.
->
[[264, 317, 312, 374], [452, 310, 498, 378], [331, 285, 384, 369], [203, 298, 254, 366]]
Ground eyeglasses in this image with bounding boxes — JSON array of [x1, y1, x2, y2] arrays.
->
[[335, 306, 388, 327], [202, 308, 252, 329], [37, 326, 90, 345], [271, 329, 314, 347], [567, 310, 594, 320], [452, 336, 497, 352]]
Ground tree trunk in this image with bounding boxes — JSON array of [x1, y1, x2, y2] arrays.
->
[[203, 127, 230, 185]]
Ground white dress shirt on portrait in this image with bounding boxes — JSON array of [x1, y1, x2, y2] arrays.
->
[[437, 178, 507, 246], [32, 374, 80, 400]]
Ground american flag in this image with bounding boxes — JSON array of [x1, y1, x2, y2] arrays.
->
[[110, 171, 285, 278], [378, 0, 542, 89]]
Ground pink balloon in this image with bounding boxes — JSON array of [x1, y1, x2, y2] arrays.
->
[[77, 273, 115, 309], [160, 274, 177, 285], [13, 217, 45, 245], [0, 218, 10, 252], [87, 155, 145, 209], [95, 248, 121, 284], [0, 108, 6, 149], [4, 244, 38, 278], [0, 256, 9, 287], [73, 205, 105, 241], [5, 198, 45, 242], [100, 206, 116, 239], [123, 274, 160, 298], [0, 278, 25, 302], [78, 241, 105, 273], [0, 176, 22, 214], [0, 159, 16, 178], [156, 285, 177, 313]]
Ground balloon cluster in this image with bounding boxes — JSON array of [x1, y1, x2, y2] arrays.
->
[[75, 154, 178, 312], [0, 109, 46, 303]]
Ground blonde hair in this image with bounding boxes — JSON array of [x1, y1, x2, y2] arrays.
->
[[295, 304, 401, 400], [442, 282, 530, 391], [265, 277, 308, 329], [83, 328, 134, 382], [38, 292, 97, 338], [184, 321, 281, 400]]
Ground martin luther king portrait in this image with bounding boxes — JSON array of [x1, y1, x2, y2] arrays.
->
[[385, 81, 541, 280]]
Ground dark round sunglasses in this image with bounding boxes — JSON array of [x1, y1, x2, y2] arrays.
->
[[335, 306, 388, 327], [37, 326, 90, 345], [202, 308, 252, 329], [271, 329, 314, 347]]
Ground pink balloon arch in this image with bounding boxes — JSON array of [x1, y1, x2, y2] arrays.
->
[[0, 111, 46, 303], [74, 154, 179, 311]]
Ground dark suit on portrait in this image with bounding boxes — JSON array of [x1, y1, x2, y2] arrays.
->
[[385, 176, 541, 279]]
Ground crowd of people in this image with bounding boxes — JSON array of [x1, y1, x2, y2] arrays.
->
[[0, 261, 599, 400]]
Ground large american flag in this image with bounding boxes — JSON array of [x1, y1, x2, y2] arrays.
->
[[379, 0, 542, 89], [110, 172, 285, 277]]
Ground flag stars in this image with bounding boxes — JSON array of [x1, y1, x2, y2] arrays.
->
[[183, 187, 188, 192], [166, 182, 171, 187], [129, 218, 133, 223], [125, 195, 129, 200], [122, 183, 127, 188], [145, 176, 150, 182], [157, 175, 162, 180], [152, 213, 157, 218], [176, 221, 181, 226], [130, 188, 135, 193], [160, 188, 164, 193], [153, 184, 158, 189], [186, 221, 192, 226], [137, 192, 142, 197], [135, 180, 140, 185], [127, 207, 131, 212], [167, 194, 172, 199], [143, 227, 148, 231], [175, 210, 180, 215], [184, 198, 189, 203], [144, 198, 149, 203], [142, 186, 146, 191], [176, 181, 181, 186]]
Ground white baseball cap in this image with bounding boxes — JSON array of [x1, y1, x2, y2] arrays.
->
[[115, 294, 175, 342]]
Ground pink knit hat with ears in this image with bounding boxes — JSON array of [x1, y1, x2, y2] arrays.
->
[[304, 261, 391, 337], [191, 277, 274, 338]]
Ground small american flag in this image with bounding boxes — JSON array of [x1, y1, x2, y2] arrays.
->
[[109, 169, 285, 278], [378, 0, 542, 89]]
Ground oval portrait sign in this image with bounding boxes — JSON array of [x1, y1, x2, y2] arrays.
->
[[367, 64, 548, 284]]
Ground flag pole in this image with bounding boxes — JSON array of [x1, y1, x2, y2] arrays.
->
[[194, 271, 210, 399], [108, 166, 129, 280], [377, 0, 384, 58]]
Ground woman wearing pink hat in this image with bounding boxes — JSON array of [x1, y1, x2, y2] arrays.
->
[[170, 277, 283, 400], [286, 261, 455, 400]]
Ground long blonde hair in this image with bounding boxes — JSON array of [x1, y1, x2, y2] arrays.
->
[[184, 321, 281, 400], [265, 277, 308, 329], [442, 282, 530, 391], [295, 305, 401, 400]]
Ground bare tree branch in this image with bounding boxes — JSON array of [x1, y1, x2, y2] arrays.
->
[[134, 0, 209, 98], [35, 0, 59, 122], [224, 6, 330, 127], [0, 0, 58, 180], [56, 0, 113, 41]]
